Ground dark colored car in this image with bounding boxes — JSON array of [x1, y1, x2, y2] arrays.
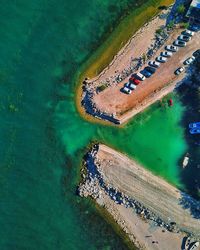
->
[[144, 66, 156, 74], [140, 69, 152, 78], [129, 77, 140, 85], [193, 49, 200, 58]]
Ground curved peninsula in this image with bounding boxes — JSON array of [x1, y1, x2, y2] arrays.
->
[[78, 3, 200, 125]]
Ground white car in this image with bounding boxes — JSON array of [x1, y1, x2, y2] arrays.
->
[[160, 51, 173, 57], [174, 67, 185, 75], [156, 56, 167, 63], [165, 45, 178, 52], [148, 61, 160, 68], [189, 241, 199, 250], [182, 30, 194, 37], [125, 82, 136, 90], [122, 86, 132, 94], [136, 72, 146, 81], [184, 56, 195, 65], [173, 40, 186, 47]]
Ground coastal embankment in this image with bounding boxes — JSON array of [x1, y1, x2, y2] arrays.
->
[[76, 0, 174, 125], [78, 1, 200, 125], [78, 144, 200, 249]]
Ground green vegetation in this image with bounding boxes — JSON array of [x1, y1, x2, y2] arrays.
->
[[97, 83, 108, 92], [177, 4, 185, 14], [180, 22, 189, 29], [167, 20, 175, 29], [142, 53, 147, 63], [158, 5, 168, 10], [156, 27, 163, 35]]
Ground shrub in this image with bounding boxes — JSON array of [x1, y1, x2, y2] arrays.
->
[[180, 22, 189, 29], [156, 28, 163, 35], [97, 84, 108, 92], [158, 5, 168, 10], [167, 20, 175, 29]]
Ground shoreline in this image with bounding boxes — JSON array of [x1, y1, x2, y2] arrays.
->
[[78, 144, 200, 249], [75, 0, 174, 126], [76, 1, 199, 125], [74, 0, 200, 248]]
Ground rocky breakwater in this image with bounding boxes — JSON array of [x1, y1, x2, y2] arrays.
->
[[78, 144, 180, 234], [81, 79, 120, 124]]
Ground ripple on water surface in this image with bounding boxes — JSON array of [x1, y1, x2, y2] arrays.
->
[[0, 0, 188, 249]]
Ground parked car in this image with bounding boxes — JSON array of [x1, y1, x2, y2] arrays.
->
[[140, 69, 152, 78], [156, 56, 167, 63], [165, 45, 178, 52], [190, 25, 199, 31], [135, 72, 146, 81], [190, 128, 200, 134], [173, 40, 186, 47], [125, 82, 136, 90], [148, 61, 160, 68], [178, 35, 191, 42], [160, 51, 173, 57], [184, 56, 195, 65], [193, 49, 200, 57], [144, 66, 156, 74], [182, 29, 194, 36], [129, 77, 140, 85], [122, 86, 132, 94], [174, 67, 185, 75], [189, 122, 200, 129]]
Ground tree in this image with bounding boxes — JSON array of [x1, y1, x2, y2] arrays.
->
[[156, 28, 163, 35], [177, 4, 185, 15], [167, 20, 175, 30], [180, 22, 189, 29]]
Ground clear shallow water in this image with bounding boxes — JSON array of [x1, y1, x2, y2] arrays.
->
[[0, 0, 188, 249], [97, 96, 187, 186]]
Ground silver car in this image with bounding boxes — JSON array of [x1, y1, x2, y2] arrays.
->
[[184, 56, 195, 65], [122, 86, 132, 94], [178, 35, 191, 42], [156, 56, 167, 63], [125, 82, 136, 90], [174, 67, 185, 75], [173, 40, 186, 47], [148, 61, 160, 68], [182, 30, 194, 36], [161, 51, 173, 57], [165, 45, 178, 52]]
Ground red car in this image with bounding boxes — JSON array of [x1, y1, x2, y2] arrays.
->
[[168, 99, 173, 106], [129, 77, 140, 85]]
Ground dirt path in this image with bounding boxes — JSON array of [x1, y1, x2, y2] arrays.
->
[[90, 9, 170, 86]]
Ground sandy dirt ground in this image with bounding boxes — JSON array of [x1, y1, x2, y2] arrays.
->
[[90, 14, 200, 124], [100, 193, 185, 250], [90, 9, 170, 85], [97, 144, 200, 239]]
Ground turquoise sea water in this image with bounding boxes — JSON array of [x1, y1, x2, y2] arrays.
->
[[0, 1, 189, 249]]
